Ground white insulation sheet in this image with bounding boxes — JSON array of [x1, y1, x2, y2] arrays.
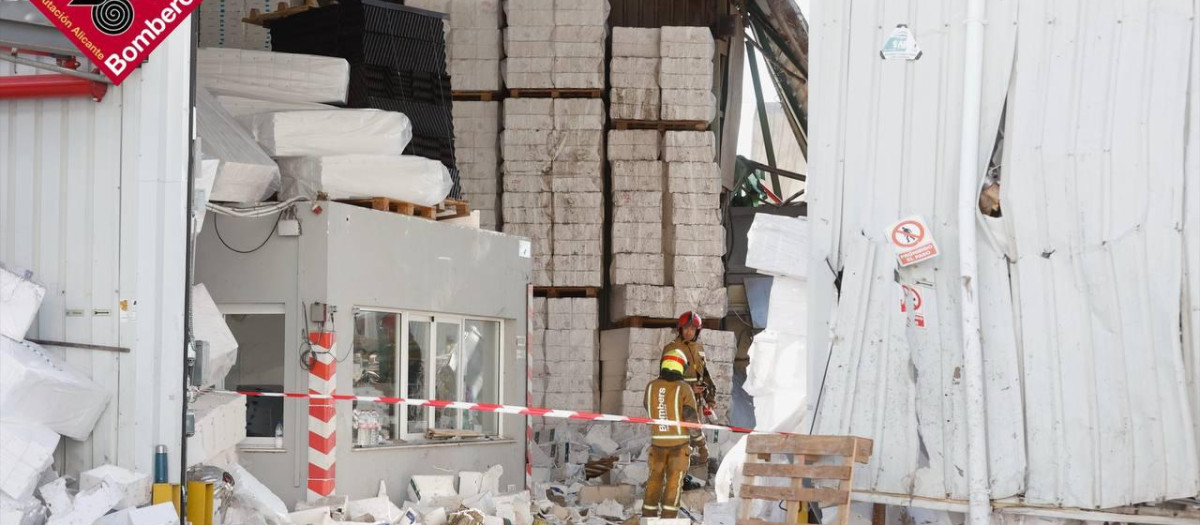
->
[[808, 0, 1200, 510], [278, 155, 453, 206]]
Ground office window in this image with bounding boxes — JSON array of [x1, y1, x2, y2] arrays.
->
[[220, 308, 286, 449], [352, 309, 503, 447]]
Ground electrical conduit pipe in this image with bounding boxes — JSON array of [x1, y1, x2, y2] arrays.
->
[[0, 74, 107, 101], [957, 0, 991, 524]]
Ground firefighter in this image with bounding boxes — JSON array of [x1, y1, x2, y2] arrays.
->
[[662, 311, 717, 413], [643, 349, 706, 519]]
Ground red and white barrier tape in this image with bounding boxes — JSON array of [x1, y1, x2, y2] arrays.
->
[[215, 389, 769, 435]]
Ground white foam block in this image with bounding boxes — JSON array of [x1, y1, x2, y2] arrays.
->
[[554, 99, 605, 130], [610, 89, 661, 120], [611, 254, 665, 286], [745, 214, 809, 278], [0, 267, 45, 341], [553, 224, 603, 256], [197, 48, 350, 104], [506, 7, 555, 26], [661, 91, 716, 122], [613, 27, 661, 58], [80, 466, 151, 511], [612, 223, 664, 254], [612, 192, 663, 224], [670, 193, 722, 226], [505, 71, 554, 90], [407, 475, 458, 504], [663, 131, 716, 162], [552, 131, 603, 162], [504, 174, 552, 193], [612, 161, 664, 191], [0, 422, 58, 501], [674, 287, 727, 318], [552, 192, 603, 224], [504, 99, 555, 129], [0, 337, 110, 441], [185, 391, 247, 467], [449, 59, 503, 91], [673, 255, 724, 289], [502, 193, 553, 224], [670, 224, 726, 256], [551, 256, 602, 287], [610, 285, 675, 320], [197, 88, 280, 203], [277, 155, 452, 206], [608, 130, 661, 161], [214, 95, 334, 118], [503, 223, 552, 255], [553, 7, 607, 26], [660, 26, 715, 58], [449, 29, 503, 59], [241, 108, 413, 156], [552, 176, 603, 193], [667, 162, 721, 194]]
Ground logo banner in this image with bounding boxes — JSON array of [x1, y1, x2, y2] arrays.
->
[[30, 0, 201, 85]]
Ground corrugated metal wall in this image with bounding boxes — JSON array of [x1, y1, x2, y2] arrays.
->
[[608, 0, 730, 30], [0, 23, 193, 480], [808, 0, 1199, 510]]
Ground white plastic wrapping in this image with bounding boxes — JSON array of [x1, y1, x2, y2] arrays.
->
[[0, 422, 59, 501], [0, 336, 111, 441], [0, 266, 45, 341], [278, 155, 453, 207], [197, 48, 350, 104], [192, 283, 238, 388], [240, 110, 413, 157], [745, 214, 809, 278], [196, 88, 280, 203], [215, 95, 334, 119]]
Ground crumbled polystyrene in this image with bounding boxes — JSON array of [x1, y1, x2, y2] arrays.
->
[[241, 110, 413, 157], [0, 266, 44, 342], [227, 463, 290, 525], [79, 466, 150, 511], [46, 478, 121, 525], [0, 337, 110, 441], [196, 88, 280, 204], [197, 48, 350, 104], [277, 155, 452, 207], [0, 422, 58, 502]]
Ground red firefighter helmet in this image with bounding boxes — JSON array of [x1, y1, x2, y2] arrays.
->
[[677, 311, 702, 335]]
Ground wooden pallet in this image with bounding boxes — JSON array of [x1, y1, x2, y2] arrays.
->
[[737, 435, 874, 525], [452, 90, 504, 102], [533, 286, 600, 298], [613, 316, 721, 330], [339, 197, 437, 219], [611, 119, 709, 132], [508, 88, 603, 99], [243, 0, 320, 26], [435, 198, 471, 220]]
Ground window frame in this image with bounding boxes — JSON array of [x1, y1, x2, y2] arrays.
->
[[216, 303, 288, 450], [353, 307, 505, 447]]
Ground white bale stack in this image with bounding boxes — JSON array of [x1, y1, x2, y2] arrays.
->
[[610, 28, 661, 120], [698, 330, 737, 423], [197, 0, 271, 51], [610, 284, 674, 321], [502, 98, 556, 284], [598, 328, 674, 417], [609, 130, 665, 287], [453, 101, 502, 229], [659, 27, 716, 122], [504, 0, 556, 89], [664, 131, 726, 318], [551, 99, 605, 287], [553, 0, 607, 89], [411, 0, 504, 91], [536, 298, 600, 411]]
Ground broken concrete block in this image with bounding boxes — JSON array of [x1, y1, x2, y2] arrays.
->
[[0, 266, 45, 341], [0, 337, 110, 441], [0, 422, 59, 501], [80, 465, 151, 510]]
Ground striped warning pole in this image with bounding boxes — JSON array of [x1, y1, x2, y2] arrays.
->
[[525, 284, 534, 490], [307, 331, 337, 501]]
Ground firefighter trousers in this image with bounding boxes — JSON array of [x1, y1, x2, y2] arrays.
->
[[643, 444, 690, 518]]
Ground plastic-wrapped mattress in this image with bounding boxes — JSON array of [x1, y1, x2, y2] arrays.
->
[[240, 109, 413, 157], [215, 95, 334, 118], [197, 48, 350, 104], [278, 155, 452, 206]]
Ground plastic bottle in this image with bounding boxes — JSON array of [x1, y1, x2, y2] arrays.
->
[[274, 422, 284, 449]]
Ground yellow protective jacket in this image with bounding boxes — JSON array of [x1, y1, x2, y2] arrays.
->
[[661, 338, 716, 404], [644, 377, 705, 448]]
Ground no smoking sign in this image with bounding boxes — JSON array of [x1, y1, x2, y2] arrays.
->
[[886, 215, 940, 267]]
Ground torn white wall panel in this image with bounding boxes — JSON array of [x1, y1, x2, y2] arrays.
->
[[809, 0, 1198, 510], [0, 267, 44, 341], [197, 48, 350, 104]]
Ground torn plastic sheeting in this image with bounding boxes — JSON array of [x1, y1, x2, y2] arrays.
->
[[241, 110, 413, 157], [0, 336, 110, 441], [0, 422, 58, 501], [196, 88, 280, 204], [0, 266, 45, 341], [192, 283, 238, 389], [197, 48, 350, 104], [277, 155, 452, 207]]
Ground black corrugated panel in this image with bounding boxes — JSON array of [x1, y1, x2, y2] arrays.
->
[[269, 0, 461, 199], [608, 0, 731, 31]]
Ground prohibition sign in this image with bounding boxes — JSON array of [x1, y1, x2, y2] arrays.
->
[[891, 220, 925, 248]]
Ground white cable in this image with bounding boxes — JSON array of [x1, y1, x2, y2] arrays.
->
[[206, 197, 309, 218]]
